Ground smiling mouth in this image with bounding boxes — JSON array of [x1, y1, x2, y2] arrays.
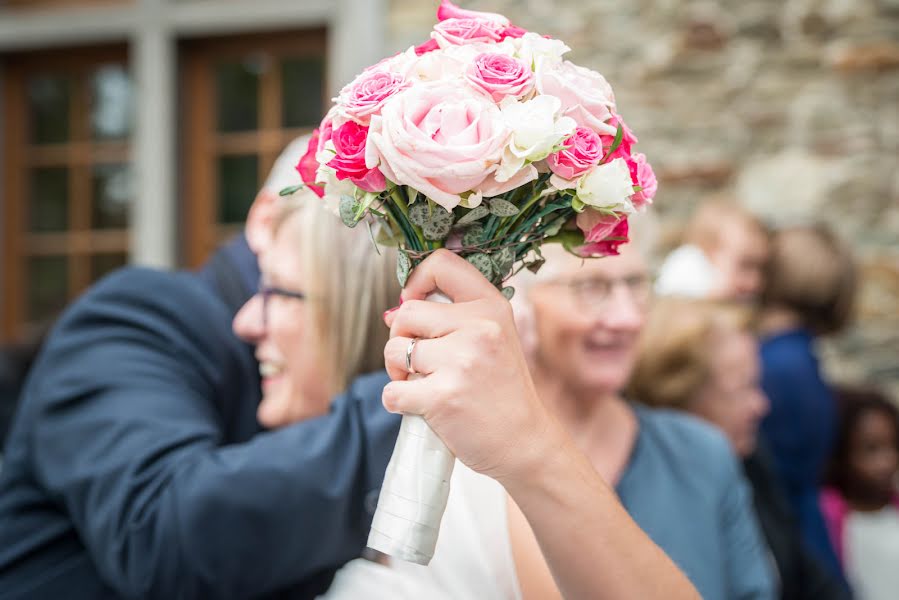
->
[[259, 362, 285, 378]]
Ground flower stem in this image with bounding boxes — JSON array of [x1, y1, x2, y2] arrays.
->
[[390, 187, 428, 251]]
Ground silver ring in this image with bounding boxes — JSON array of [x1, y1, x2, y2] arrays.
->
[[405, 337, 419, 375]]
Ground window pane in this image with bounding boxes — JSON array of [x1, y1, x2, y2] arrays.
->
[[91, 64, 133, 140], [91, 163, 132, 229], [27, 255, 69, 323], [90, 252, 128, 281], [28, 74, 71, 144], [216, 59, 261, 132], [29, 167, 69, 232], [282, 56, 325, 128], [217, 154, 258, 224]]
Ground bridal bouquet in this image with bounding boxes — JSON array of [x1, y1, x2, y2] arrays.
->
[[292, 0, 657, 564]]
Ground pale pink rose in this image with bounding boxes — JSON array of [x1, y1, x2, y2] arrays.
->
[[365, 82, 510, 211], [548, 127, 603, 180], [575, 216, 629, 257], [316, 118, 333, 154], [327, 121, 386, 193], [465, 53, 534, 102], [536, 60, 617, 135], [576, 210, 621, 242], [437, 0, 509, 25], [338, 70, 409, 125], [626, 152, 657, 210], [432, 18, 505, 48]]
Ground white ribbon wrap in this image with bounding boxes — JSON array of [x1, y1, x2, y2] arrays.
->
[[367, 291, 455, 565]]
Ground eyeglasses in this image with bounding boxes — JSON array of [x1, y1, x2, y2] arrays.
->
[[549, 274, 652, 308], [257, 277, 306, 327]]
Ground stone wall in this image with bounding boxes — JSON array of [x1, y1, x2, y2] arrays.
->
[[387, 0, 899, 398]]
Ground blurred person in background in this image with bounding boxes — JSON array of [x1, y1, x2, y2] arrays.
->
[[822, 387, 899, 600], [655, 200, 769, 302], [502, 239, 776, 600], [757, 224, 858, 580], [0, 140, 405, 599], [632, 297, 851, 600]]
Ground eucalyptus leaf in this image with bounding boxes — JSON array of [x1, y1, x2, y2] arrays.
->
[[488, 198, 520, 217], [408, 202, 431, 227], [466, 253, 495, 282], [279, 184, 303, 197], [456, 205, 490, 226], [396, 250, 412, 287], [339, 195, 360, 228], [422, 210, 454, 241], [462, 224, 486, 248], [492, 247, 514, 281], [501, 286, 516, 301]]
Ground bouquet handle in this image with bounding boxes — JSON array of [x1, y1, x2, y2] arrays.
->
[[367, 291, 455, 565]]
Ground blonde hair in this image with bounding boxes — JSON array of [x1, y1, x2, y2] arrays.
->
[[683, 200, 767, 254], [761, 224, 856, 335], [278, 194, 400, 395], [628, 298, 750, 409]]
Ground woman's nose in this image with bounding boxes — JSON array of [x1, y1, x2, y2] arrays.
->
[[233, 294, 266, 343]]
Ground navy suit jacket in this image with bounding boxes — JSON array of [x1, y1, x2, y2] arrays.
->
[[0, 257, 400, 598]]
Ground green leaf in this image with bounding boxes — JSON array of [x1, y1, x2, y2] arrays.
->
[[396, 250, 412, 287], [526, 257, 546, 274], [421, 208, 455, 241], [339, 195, 360, 228], [491, 247, 514, 281], [466, 253, 495, 282], [456, 205, 490, 226], [571, 197, 586, 213], [602, 123, 624, 163], [462, 224, 486, 248], [279, 184, 304, 197], [501, 286, 516, 301], [367, 221, 381, 255], [542, 215, 566, 237], [408, 202, 431, 227], [487, 198, 520, 217]]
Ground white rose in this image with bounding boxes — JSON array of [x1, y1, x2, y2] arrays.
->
[[515, 32, 570, 70], [496, 94, 576, 182], [575, 158, 635, 210]]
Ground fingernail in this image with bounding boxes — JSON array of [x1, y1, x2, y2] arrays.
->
[[398, 297, 404, 306], [383, 306, 399, 321]]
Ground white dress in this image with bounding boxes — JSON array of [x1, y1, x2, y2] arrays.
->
[[319, 461, 523, 599], [845, 504, 899, 600]]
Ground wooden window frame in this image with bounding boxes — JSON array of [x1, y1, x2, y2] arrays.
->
[[179, 28, 327, 268], [1, 44, 130, 341]]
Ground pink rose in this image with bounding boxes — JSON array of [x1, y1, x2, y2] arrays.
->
[[575, 216, 629, 257], [600, 113, 638, 162], [432, 18, 505, 48], [548, 127, 603, 180], [626, 152, 657, 209], [327, 121, 386, 193], [296, 128, 325, 198], [465, 53, 534, 102], [316, 118, 333, 154], [500, 25, 528, 40], [536, 60, 617, 135], [437, 0, 509, 25], [414, 38, 440, 56], [365, 82, 512, 211], [339, 70, 409, 125]]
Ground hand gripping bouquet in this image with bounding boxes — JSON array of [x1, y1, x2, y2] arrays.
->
[[290, 0, 658, 564]]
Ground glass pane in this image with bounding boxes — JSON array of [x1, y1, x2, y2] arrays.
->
[[90, 252, 128, 281], [217, 154, 258, 224], [27, 255, 69, 323], [91, 164, 132, 229], [216, 58, 262, 132], [27, 74, 71, 144], [29, 167, 69, 232], [282, 56, 325, 128], [91, 64, 133, 140]]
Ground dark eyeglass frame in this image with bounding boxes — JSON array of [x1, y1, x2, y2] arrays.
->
[[257, 278, 306, 326]]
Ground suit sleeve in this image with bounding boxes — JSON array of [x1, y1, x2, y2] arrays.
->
[[26, 269, 399, 599]]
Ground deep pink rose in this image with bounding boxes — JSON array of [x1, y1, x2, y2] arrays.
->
[[365, 82, 514, 211], [432, 18, 505, 48], [437, 0, 508, 25], [414, 38, 440, 55], [600, 113, 638, 162], [548, 127, 603, 180], [327, 121, 386, 193], [575, 216, 629, 257], [296, 128, 325, 198], [339, 70, 409, 125], [626, 152, 657, 209], [500, 25, 528, 39], [465, 53, 534, 102]]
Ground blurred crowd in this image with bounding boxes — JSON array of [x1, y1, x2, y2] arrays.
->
[[0, 138, 896, 600]]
